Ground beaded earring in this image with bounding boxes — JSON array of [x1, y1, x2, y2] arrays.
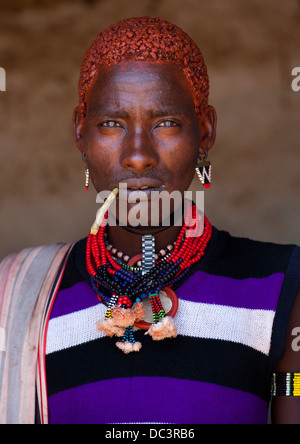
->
[[82, 152, 90, 191], [85, 168, 90, 191], [195, 149, 211, 188]]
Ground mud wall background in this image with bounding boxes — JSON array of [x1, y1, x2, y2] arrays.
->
[[0, 0, 299, 260]]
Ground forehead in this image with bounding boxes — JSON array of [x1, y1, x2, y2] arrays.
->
[[86, 61, 197, 116]]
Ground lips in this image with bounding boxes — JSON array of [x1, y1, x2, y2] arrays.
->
[[119, 178, 165, 190], [117, 178, 166, 201], [127, 185, 152, 190]]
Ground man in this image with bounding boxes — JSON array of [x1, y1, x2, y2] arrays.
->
[[0, 17, 299, 424]]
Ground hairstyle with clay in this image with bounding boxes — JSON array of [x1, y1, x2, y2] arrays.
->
[[77, 16, 209, 118]]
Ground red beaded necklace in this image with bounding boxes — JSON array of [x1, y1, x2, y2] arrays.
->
[[86, 198, 212, 353]]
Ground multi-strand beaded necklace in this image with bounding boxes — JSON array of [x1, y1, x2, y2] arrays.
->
[[86, 189, 212, 353]]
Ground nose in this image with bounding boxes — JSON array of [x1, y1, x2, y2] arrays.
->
[[120, 129, 159, 174]]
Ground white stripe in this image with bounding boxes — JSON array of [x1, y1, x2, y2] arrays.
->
[[176, 300, 275, 355], [46, 304, 107, 355], [46, 299, 275, 356]]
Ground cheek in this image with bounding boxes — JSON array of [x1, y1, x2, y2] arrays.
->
[[165, 143, 198, 186], [82, 126, 117, 179], [83, 145, 115, 191]]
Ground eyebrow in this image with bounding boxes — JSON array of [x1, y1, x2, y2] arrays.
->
[[89, 108, 130, 119], [89, 106, 186, 119], [147, 108, 185, 118]]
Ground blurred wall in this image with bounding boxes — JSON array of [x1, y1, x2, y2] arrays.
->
[[0, 0, 299, 260]]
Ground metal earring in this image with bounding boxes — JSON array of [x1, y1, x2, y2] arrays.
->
[[195, 149, 212, 188], [82, 152, 90, 191]]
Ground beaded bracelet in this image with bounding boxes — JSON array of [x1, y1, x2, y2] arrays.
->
[[271, 373, 300, 397]]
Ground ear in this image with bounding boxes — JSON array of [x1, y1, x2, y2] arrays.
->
[[72, 106, 85, 153], [198, 105, 217, 156]]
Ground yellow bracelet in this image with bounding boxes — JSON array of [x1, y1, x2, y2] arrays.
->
[[272, 373, 300, 396]]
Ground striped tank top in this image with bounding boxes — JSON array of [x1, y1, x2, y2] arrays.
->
[[45, 227, 300, 424]]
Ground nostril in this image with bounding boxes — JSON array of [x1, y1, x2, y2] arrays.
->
[[120, 150, 159, 174]]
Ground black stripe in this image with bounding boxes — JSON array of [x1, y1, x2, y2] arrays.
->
[[58, 238, 90, 290], [46, 334, 270, 401], [201, 232, 295, 280], [59, 230, 296, 294]]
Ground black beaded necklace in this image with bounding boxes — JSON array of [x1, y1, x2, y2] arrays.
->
[[86, 195, 212, 354]]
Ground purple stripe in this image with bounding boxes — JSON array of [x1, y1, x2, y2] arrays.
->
[[176, 271, 284, 310], [50, 282, 99, 319], [50, 271, 284, 320], [48, 377, 268, 424]]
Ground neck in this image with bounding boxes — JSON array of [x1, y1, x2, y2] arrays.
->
[[107, 223, 182, 258], [107, 202, 186, 257]]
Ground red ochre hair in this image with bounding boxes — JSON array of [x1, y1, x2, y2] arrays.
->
[[77, 16, 209, 118]]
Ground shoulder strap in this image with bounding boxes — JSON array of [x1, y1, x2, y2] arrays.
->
[[36, 243, 74, 424], [0, 243, 73, 424]]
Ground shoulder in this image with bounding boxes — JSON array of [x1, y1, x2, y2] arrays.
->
[[207, 227, 299, 279]]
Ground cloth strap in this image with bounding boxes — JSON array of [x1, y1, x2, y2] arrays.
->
[[0, 243, 73, 424]]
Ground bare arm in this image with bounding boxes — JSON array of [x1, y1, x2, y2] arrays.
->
[[271, 289, 300, 424]]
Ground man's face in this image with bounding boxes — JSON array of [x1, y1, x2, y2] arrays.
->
[[75, 61, 207, 226]]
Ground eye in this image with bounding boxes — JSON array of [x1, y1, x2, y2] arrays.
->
[[156, 120, 180, 128], [99, 120, 123, 128]]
